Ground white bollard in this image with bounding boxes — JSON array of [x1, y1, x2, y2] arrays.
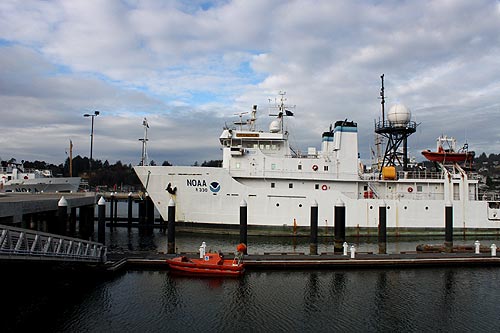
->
[[343, 242, 349, 256], [350, 245, 356, 259], [491, 244, 497, 257], [199, 241, 207, 258], [474, 240, 481, 254]]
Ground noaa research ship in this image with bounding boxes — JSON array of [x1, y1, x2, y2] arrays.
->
[[134, 84, 500, 236]]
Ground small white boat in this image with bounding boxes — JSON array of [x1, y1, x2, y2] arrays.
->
[[0, 162, 81, 193]]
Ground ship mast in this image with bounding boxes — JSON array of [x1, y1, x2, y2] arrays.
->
[[374, 74, 417, 174], [139, 118, 149, 166], [380, 74, 385, 122], [69, 140, 73, 177], [234, 112, 249, 131], [269, 91, 295, 133]]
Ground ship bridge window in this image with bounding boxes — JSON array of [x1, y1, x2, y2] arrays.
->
[[271, 163, 276, 170], [417, 185, 422, 192]]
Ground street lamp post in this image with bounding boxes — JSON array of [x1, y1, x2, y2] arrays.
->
[[83, 111, 100, 186]]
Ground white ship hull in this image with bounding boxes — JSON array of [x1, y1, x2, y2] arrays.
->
[[135, 165, 500, 236]]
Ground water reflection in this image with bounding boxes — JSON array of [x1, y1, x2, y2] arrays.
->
[[4, 267, 500, 331]]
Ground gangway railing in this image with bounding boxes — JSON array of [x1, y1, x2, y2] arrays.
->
[[0, 224, 106, 263]]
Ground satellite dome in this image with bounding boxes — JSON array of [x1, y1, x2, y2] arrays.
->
[[387, 104, 411, 127], [269, 119, 281, 133]]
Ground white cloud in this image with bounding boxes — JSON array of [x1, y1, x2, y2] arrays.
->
[[1, 0, 500, 167]]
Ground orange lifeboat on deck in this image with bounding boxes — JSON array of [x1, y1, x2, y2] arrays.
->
[[421, 135, 474, 164]]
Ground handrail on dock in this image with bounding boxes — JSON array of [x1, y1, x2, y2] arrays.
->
[[0, 224, 106, 263]]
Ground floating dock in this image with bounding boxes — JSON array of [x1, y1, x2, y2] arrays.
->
[[105, 251, 500, 273]]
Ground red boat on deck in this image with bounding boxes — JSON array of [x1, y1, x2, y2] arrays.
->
[[167, 244, 246, 276], [421, 135, 474, 164]]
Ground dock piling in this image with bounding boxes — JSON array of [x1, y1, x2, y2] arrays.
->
[[167, 199, 176, 254], [57, 196, 68, 236], [334, 199, 346, 253], [127, 192, 133, 229], [113, 192, 118, 225], [378, 202, 387, 254], [445, 201, 453, 253], [240, 199, 248, 254], [310, 200, 318, 255], [98, 196, 106, 244], [69, 207, 77, 236], [109, 192, 115, 228], [138, 199, 146, 226], [146, 193, 155, 226]]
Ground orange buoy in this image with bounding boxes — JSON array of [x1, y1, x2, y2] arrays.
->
[[236, 243, 247, 253]]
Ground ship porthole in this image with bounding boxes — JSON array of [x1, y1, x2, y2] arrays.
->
[[369, 206, 373, 209], [299, 204, 302, 208], [276, 203, 280, 207], [425, 207, 429, 210]]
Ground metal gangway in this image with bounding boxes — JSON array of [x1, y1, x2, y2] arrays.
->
[[0, 224, 106, 264]]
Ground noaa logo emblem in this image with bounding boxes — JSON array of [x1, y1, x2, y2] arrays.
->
[[209, 182, 220, 193]]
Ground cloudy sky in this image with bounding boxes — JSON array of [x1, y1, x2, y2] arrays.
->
[[1, 0, 500, 167]]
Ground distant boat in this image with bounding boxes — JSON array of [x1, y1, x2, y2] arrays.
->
[[421, 135, 475, 163], [0, 163, 81, 193]]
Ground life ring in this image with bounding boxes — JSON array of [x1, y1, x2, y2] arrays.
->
[[408, 187, 413, 193], [312, 165, 319, 171], [321, 184, 328, 191]]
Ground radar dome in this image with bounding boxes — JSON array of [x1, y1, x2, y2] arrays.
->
[[387, 104, 411, 127], [269, 119, 281, 133]]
